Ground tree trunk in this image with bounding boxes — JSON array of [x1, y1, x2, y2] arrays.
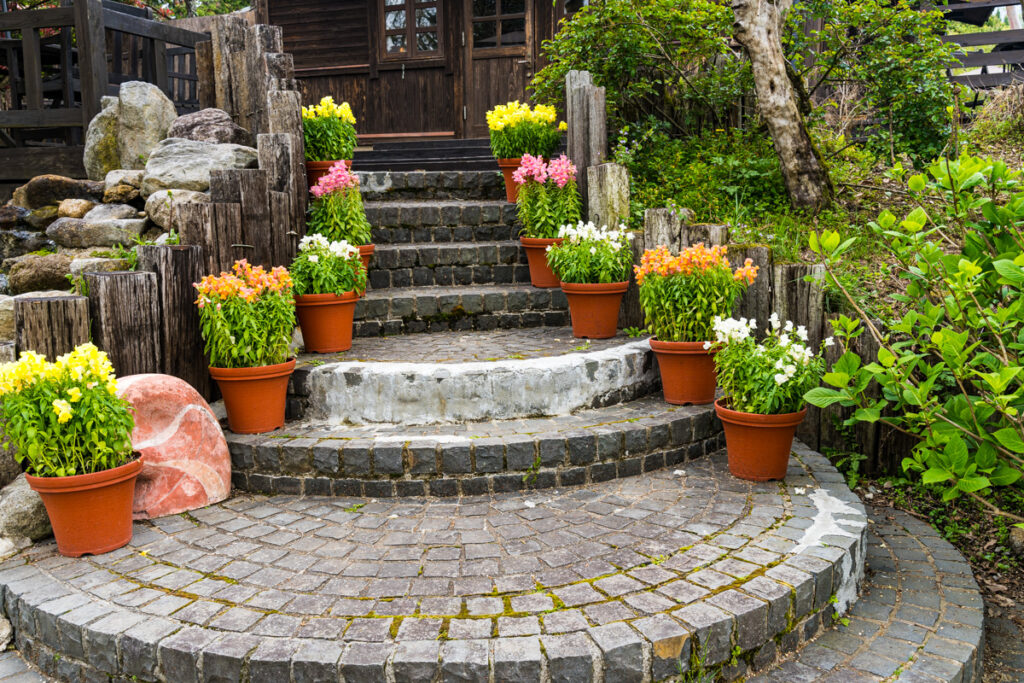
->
[[733, 0, 833, 213]]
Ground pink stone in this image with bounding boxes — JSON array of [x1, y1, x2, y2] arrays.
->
[[117, 374, 231, 519]]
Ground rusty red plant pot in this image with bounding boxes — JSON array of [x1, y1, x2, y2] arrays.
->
[[649, 339, 717, 405], [560, 281, 629, 339], [715, 399, 807, 481], [520, 236, 563, 288], [296, 291, 360, 353], [209, 359, 296, 434]]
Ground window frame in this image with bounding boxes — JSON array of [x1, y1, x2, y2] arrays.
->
[[379, 0, 444, 61], [468, 0, 530, 54]]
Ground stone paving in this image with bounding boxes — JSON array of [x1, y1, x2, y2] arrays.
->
[[1, 445, 868, 682], [985, 607, 1024, 681]]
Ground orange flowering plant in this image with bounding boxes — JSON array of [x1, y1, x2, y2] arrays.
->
[[635, 243, 758, 342], [194, 260, 296, 369]]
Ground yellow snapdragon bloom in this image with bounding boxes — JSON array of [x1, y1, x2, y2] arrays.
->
[[52, 398, 72, 424], [67, 387, 81, 403], [302, 96, 357, 125]]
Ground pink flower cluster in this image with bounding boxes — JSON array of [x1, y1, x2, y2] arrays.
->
[[310, 161, 359, 198], [512, 154, 577, 188]]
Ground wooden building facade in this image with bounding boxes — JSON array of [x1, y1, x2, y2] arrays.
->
[[254, 0, 585, 141]]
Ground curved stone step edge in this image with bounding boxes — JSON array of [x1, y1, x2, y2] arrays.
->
[[227, 401, 718, 497]]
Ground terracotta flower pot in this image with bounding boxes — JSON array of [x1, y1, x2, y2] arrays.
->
[[209, 359, 296, 434], [561, 281, 629, 339], [715, 400, 807, 481], [26, 458, 143, 557], [358, 243, 375, 271], [520, 237, 562, 288], [306, 159, 352, 190], [496, 157, 523, 202], [649, 339, 717, 405], [296, 291, 359, 353]]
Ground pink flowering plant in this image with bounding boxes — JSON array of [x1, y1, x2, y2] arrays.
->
[[307, 161, 372, 246], [514, 154, 582, 239]]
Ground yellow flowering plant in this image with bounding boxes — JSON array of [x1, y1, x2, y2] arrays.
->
[[486, 101, 565, 159], [0, 343, 134, 478], [302, 96, 358, 162]]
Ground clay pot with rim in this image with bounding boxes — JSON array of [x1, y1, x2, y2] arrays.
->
[[306, 158, 352, 190], [26, 458, 143, 557], [358, 243, 375, 271], [296, 291, 360, 353], [715, 399, 807, 481], [520, 236, 562, 288], [649, 339, 717, 405], [561, 281, 629, 339], [496, 157, 523, 202], [209, 359, 296, 434]]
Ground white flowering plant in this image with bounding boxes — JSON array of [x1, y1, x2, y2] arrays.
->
[[708, 313, 829, 414], [290, 234, 367, 297], [545, 221, 634, 284]]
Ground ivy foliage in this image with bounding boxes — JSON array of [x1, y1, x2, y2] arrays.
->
[[806, 155, 1024, 516]]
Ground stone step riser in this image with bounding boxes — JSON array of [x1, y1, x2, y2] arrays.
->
[[368, 242, 531, 289], [364, 202, 519, 246], [370, 223, 520, 245], [358, 170, 507, 202]]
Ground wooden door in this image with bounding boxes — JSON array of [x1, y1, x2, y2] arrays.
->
[[463, 0, 534, 138]]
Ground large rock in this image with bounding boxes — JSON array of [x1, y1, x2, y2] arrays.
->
[[117, 82, 177, 170], [45, 216, 146, 248], [167, 108, 253, 146], [69, 256, 133, 275], [104, 169, 144, 191], [117, 374, 231, 519], [58, 198, 95, 219], [24, 206, 58, 231], [103, 184, 141, 206], [0, 206, 29, 230], [0, 475, 51, 541], [141, 138, 259, 196], [16, 175, 104, 210], [0, 230, 51, 261], [84, 203, 140, 221], [83, 96, 120, 181], [7, 253, 71, 293], [144, 189, 209, 231]]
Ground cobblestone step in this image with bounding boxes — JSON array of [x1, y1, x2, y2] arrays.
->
[[352, 283, 568, 337], [365, 200, 519, 245], [234, 394, 708, 496], [367, 240, 531, 289], [1, 444, 871, 682], [750, 507, 985, 683], [358, 170, 507, 202]]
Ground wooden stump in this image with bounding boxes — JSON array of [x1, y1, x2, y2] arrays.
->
[[136, 245, 211, 399], [85, 271, 161, 377], [14, 295, 89, 360], [732, 246, 772, 335]]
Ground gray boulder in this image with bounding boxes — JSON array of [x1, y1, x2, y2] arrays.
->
[[15, 175, 104, 210], [69, 256, 133, 275], [46, 216, 147, 248], [0, 474, 51, 541], [167, 108, 253, 146], [84, 203, 140, 221], [7, 253, 72, 293], [145, 189, 209, 231], [104, 169, 145, 191], [141, 138, 259, 196], [83, 96, 120, 181], [0, 206, 29, 230], [0, 230, 51, 261], [117, 82, 177, 170]]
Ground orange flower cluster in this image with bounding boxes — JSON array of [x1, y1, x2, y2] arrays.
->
[[194, 260, 293, 307], [634, 244, 758, 285]]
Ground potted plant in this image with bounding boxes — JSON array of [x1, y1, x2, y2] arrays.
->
[[486, 101, 567, 202], [292, 234, 368, 353], [0, 343, 140, 557], [515, 154, 582, 288], [195, 259, 296, 434], [709, 314, 827, 481], [302, 96, 358, 187], [636, 244, 759, 405], [546, 221, 634, 339], [308, 161, 375, 269]]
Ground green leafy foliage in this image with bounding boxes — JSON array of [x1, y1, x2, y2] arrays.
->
[[518, 180, 581, 238], [0, 344, 134, 478], [302, 98, 358, 162], [713, 316, 826, 415], [290, 235, 368, 297], [307, 188, 373, 247], [806, 155, 1024, 514], [545, 222, 635, 284], [194, 260, 296, 369]]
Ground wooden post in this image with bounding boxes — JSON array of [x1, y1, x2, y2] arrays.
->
[[211, 169, 272, 268], [14, 295, 89, 359], [684, 224, 729, 247], [85, 271, 161, 377], [566, 70, 607, 210], [136, 245, 211, 399], [587, 163, 629, 229], [74, 0, 109, 125], [619, 231, 645, 329], [196, 39, 214, 109], [644, 208, 685, 252], [774, 263, 825, 448], [731, 246, 772, 336]]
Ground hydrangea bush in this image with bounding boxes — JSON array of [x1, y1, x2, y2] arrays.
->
[[636, 244, 758, 342], [307, 162, 372, 246], [0, 343, 134, 477], [514, 154, 582, 239], [711, 314, 828, 414], [486, 101, 566, 159], [302, 96, 358, 162], [194, 260, 295, 369], [291, 234, 367, 297], [546, 221, 634, 284]]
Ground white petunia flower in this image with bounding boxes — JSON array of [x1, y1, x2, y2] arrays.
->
[[824, 337, 835, 347]]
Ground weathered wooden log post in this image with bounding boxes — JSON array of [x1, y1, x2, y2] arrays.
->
[[566, 70, 607, 211], [774, 263, 825, 448], [136, 244, 211, 398], [85, 271, 162, 376], [15, 294, 89, 359], [731, 246, 773, 337]]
